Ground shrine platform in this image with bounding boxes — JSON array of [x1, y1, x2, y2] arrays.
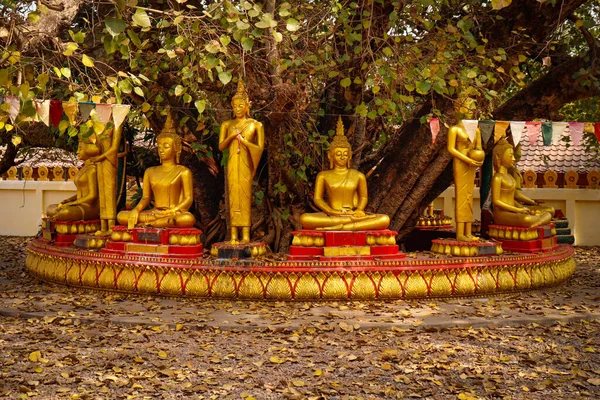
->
[[26, 236, 575, 301]]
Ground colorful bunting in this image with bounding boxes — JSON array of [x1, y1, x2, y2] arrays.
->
[[95, 104, 113, 125], [49, 100, 63, 128], [62, 102, 79, 126], [6, 96, 20, 123], [79, 102, 95, 121], [595, 123, 600, 144], [429, 117, 439, 143], [568, 122, 584, 146], [509, 121, 526, 145], [462, 120, 479, 143], [541, 122, 552, 146], [34, 99, 50, 126], [525, 121, 541, 146], [112, 104, 131, 130], [479, 120, 495, 145], [494, 121, 509, 143], [551, 121, 568, 145]]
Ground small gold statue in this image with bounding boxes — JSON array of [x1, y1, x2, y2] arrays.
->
[[46, 137, 101, 221], [299, 117, 390, 231], [492, 139, 552, 228], [508, 143, 555, 217], [219, 79, 265, 244], [446, 98, 484, 241], [117, 112, 196, 229], [91, 124, 123, 234]]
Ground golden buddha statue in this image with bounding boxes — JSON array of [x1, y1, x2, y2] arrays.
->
[[508, 143, 555, 217], [446, 98, 484, 241], [117, 112, 196, 229], [299, 117, 390, 231], [46, 137, 101, 221], [91, 124, 123, 234], [492, 139, 552, 228], [219, 79, 265, 244]]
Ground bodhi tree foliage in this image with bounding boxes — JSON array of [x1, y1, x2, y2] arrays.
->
[[1, 0, 599, 250]]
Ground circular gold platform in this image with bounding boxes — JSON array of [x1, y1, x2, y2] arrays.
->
[[25, 238, 575, 300]]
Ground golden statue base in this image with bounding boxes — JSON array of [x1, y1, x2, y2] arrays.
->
[[209, 241, 268, 259], [26, 237, 575, 300], [430, 238, 503, 257], [488, 224, 558, 253]]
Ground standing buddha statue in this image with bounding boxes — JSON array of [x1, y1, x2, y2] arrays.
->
[[446, 97, 484, 241], [219, 79, 265, 244], [299, 117, 390, 231]]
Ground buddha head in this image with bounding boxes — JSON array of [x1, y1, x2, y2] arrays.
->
[[455, 90, 477, 120], [328, 117, 352, 169], [77, 134, 100, 161], [232, 78, 251, 118], [493, 138, 514, 172], [157, 111, 182, 164]]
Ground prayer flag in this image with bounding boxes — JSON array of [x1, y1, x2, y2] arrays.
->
[[551, 121, 568, 145], [62, 101, 79, 125], [509, 121, 526, 145], [462, 120, 479, 143], [479, 120, 495, 145], [6, 96, 20, 123], [79, 102, 95, 121], [568, 122, 584, 146], [95, 104, 112, 124], [112, 104, 131, 129], [429, 117, 439, 143], [494, 121, 509, 143], [50, 100, 63, 127], [525, 121, 541, 146]]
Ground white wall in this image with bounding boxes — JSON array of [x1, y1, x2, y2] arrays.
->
[[0, 180, 76, 236]]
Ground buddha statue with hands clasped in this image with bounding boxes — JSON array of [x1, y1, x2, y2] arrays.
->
[[117, 112, 196, 229], [299, 117, 390, 231]]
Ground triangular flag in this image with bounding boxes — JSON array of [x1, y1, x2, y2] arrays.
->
[[462, 120, 479, 143], [479, 120, 495, 145], [525, 121, 541, 146], [79, 102, 95, 121], [112, 104, 130, 129], [509, 121, 526, 145], [494, 121, 509, 143], [95, 104, 112, 124], [62, 102, 79, 126], [34, 99, 51, 126], [50, 100, 63, 127], [541, 122, 552, 146], [0, 95, 4, 105], [429, 117, 440, 143], [568, 122, 584, 146], [551, 121, 568, 145], [6, 96, 20, 123], [595, 123, 600, 144]]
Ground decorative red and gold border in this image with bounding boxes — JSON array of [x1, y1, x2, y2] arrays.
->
[[25, 239, 575, 300]]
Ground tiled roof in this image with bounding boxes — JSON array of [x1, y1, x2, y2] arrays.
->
[[0, 146, 80, 168], [518, 126, 600, 173]]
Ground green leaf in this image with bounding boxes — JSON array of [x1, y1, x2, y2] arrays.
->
[[27, 12, 40, 23], [218, 70, 232, 85], [416, 80, 431, 94], [236, 20, 250, 30], [127, 29, 142, 47], [61, 67, 72, 79], [81, 54, 95, 67], [272, 30, 283, 43], [134, 86, 144, 97], [241, 37, 254, 51], [132, 9, 151, 28], [105, 17, 127, 37], [194, 99, 206, 114], [174, 85, 185, 96], [62, 42, 78, 56], [286, 18, 300, 32], [58, 120, 70, 134], [340, 77, 352, 88], [220, 35, 231, 47], [0, 69, 9, 86], [38, 73, 49, 89]]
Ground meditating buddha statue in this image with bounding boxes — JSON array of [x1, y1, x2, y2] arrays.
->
[[219, 79, 265, 244], [446, 97, 484, 241], [299, 117, 390, 231], [492, 138, 552, 228], [508, 143, 555, 217], [117, 112, 196, 229], [46, 136, 101, 221]]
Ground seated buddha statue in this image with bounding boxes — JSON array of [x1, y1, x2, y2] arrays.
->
[[492, 138, 552, 228], [508, 143, 555, 217], [46, 137, 101, 221], [117, 112, 196, 229], [299, 117, 390, 231]]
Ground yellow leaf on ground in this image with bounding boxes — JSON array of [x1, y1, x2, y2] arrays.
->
[[29, 351, 41, 362]]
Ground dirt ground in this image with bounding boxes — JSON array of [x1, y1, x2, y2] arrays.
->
[[0, 237, 598, 399]]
